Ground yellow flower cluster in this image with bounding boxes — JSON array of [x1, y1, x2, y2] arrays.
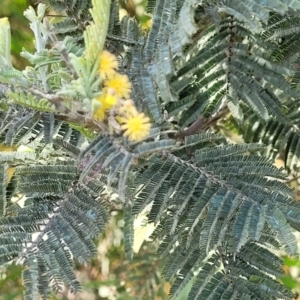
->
[[93, 51, 151, 142], [97, 50, 118, 80]]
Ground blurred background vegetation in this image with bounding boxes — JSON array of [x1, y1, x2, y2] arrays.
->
[[0, 0, 34, 69], [2, 0, 300, 299]]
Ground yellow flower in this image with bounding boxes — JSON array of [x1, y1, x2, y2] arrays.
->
[[98, 50, 119, 79], [96, 91, 119, 110], [105, 94, 118, 108], [120, 112, 151, 142], [94, 107, 106, 121], [104, 73, 132, 99]]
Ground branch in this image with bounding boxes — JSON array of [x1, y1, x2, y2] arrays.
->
[[27, 88, 103, 132], [174, 117, 207, 140], [28, 87, 70, 113], [174, 105, 229, 140]]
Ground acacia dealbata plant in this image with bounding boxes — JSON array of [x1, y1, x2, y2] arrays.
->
[[2, 0, 300, 299]]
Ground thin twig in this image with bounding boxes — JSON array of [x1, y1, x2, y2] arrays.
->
[[174, 116, 207, 140], [28, 87, 69, 112], [174, 105, 229, 140]]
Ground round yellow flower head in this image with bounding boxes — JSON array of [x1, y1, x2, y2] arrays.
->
[[104, 73, 132, 99], [105, 94, 118, 107], [96, 89, 119, 110], [98, 50, 119, 80], [94, 107, 106, 121], [120, 112, 151, 142]]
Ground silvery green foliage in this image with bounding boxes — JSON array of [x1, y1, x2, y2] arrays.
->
[[2, 0, 300, 299]]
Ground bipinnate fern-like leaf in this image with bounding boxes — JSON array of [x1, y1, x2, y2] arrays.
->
[[4, 112, 40, 146], [0, 151, 36, 163], [79, 134, 176, 200], [123, 132, 300, 299], [42, 0, 91, 41], [107, 0, 121, 41], [263, 13, 300, 63], [230, 102, 300, 174], [215, 0, 300, 34], [83, 0, 110, 63], [117, 0, 299, 130], [42, 112, 55, 144], [0, 99, 44, 147], [0, 159, 108, 299], [7, 91, 55, 113], [169, 16, 296, 127], [0, 18, 12, 69], [1, 119, 300, 299], [177, 245, 294, 300], [53, 137, 82, 156], [16, 162, 78, 196], [223, 13, 300, 173], [42, 0, 84, 13], [0, 96, 88, 151], [0, 164, 8, 217], [23, 0, 300, 130]]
